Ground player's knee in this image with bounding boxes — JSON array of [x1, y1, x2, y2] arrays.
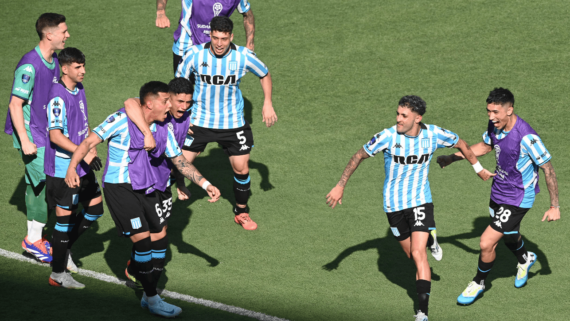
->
[[83, 202, 104, 221], [479, 238, 496, 252], [411, 247, 427, 261]]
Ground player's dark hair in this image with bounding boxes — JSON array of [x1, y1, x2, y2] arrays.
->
[[36, 13, 66, 40], [486, 87, 514, 107], [210, 16, 233, 34], [58, 47, 85, 66], [398, 95, 426, 116], [140, 81, 169, 106], [168, 78, 193, 95]]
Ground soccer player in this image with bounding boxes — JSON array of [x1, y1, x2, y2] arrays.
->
[[155, 0, 255, 73], [65, 81, 220, 317], [436, 88, 560, 305], [175, 16, 277, 230], [4, 13, 69, 262], [124, 77, 194, 200], [45, 47, 103, 288], [326, 95, 494, 321]]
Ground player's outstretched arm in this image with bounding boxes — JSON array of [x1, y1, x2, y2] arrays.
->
[[260, 72, 277, 127], [156, 0, 170, 28], [171, 154, 221, 202], [65, 133, 103, 188], [243, 8, 255, 51], [326, 147, 370, 209], [540, 161, 560, 222], [9, 96, 36, 155], [50, 129, 98, 167], [124, 98, 156, 151], [437, 141, 492, 168], [450, 139, 495, 181]]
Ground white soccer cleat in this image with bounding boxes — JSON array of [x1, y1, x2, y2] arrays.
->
[[414, 311, 428, 321], [428, 230, 442, 261], [66, 251, 78, 274], [49, 272, 85, 289], [515, 252, 537, 288], [147, 294, 182, 318], [457, 281, 484, 305]]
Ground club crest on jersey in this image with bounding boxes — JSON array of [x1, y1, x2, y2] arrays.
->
[[213, 2, 223, 16], [200, 74, 237, 85], [229, 61, 237, 71], [22, 74, 31, 84], [53, 108, 61, 117], [368, 136, 376, 145], [131, 218, 142, 229], [106, 116, 115, 123], [168, 122, 174, 132], [421, 138, 430, 149], [79, 100, 87, 121], [494, 145, 501, 161]]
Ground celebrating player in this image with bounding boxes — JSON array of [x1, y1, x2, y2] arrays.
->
[[436, 88, 560, 305], [65, 81, 220, 317], [176, 16, 277, 230], [4, 13, 69, 262], [124, 77, 194, 201], [45, 48, 103, 288], [326, 95, 494, 321], [155, 0, 255, 73]]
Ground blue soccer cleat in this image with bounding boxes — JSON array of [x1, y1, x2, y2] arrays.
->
[[457, 281, 485, 305], [22, 236, 52, 263], [515, 252, 537, 288], [140, 293, 165, 309], [146, 295, 182, 318]]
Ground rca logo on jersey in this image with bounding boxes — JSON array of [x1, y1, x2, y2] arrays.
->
[[200, 74, 237, 85], [393, 154, 429, 165]]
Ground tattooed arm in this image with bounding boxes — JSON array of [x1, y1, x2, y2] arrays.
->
[[325, 148, 370, 209], [156, 0, 170, 28], [170, 154, 221, 202], [243, 8, 255, 51], [540, 161, 560, 222]]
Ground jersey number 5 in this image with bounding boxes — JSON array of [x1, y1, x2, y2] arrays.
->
[[236, 131, 246, 144], [414, 207, 425, 221]]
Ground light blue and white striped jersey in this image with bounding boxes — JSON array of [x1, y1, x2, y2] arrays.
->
[[172, 0, 251, 56], [364, 123, 459, 213], [93, 110, 182, 184], [176, 42, 268, 129], [483, 129, 551, 208], [47, 87, 80, 178]]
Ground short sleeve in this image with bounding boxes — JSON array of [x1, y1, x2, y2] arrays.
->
[[363, 130, 392, 157], [521, 134, 551, 166], [435, 126, 459, 148], [93, 112, 127, 141], [482, 130, 492, 145], [164, 125, 183, 158], [237, 0, 251, 13], [12, 64, 35, 100], [176, 46, 198, 78], [244, 51, 268, 78], [47, 96, 66, 130]]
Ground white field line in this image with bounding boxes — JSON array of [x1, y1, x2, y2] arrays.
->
[[0, 248, 289, 321]]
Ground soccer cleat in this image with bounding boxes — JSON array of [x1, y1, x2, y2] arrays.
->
[[147, 295, 182, 318], [48, 272, 85, 289], [66, 251, 78, 274], [125, 260, 142, 288], [141, 293, 165, 309], [41, 236, 52, 255], [22, 236, 52, 263], [414, 311, 428, 321], [428, 229, 442, 261], [234, 213, 257, 230], [515, 252, 537, 288], [457, 281, 485, 305]]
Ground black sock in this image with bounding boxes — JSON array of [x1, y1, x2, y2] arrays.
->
[[151, 236, 169, 282], [68, 211, 92, 247], [505, 236, 528, 264], [52, 215, 75, 273], [233, 173, 250, 214], [133, 237, 157, 297], [416, 279, 431, 316], [473, 255, 495, 284], [427, 232, 434, 248]]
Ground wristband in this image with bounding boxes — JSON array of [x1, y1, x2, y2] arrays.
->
[[472, 161, 484, 174], [201, 181, 211, 191], [550, 206, 560, 209]]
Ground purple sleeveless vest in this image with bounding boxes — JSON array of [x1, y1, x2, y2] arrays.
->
[[44, 82, 91, 177], [5, 48, 59, 148], [127, 113, 170, 194], [488, 116, 540, 207], [168, 112, 191, 147], [174, 0, 242, 45]]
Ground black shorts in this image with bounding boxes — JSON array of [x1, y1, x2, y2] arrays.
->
[[183, 123, 254, 156], [386, 203, 435, 241], [488, 200, 529, 234], [103, 183, 173, 237], [46, 171, 101, 211]]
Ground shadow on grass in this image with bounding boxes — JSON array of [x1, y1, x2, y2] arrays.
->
[[8, 176, 27, 216], [322, 228, 441, 314]]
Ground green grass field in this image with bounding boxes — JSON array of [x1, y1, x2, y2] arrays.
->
[[1, 0, 568, 320]]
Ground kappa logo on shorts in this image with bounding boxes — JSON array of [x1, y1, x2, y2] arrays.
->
[[390, 227, 400, 237], [239, 145, 250, 151], [414, 221, 424, 227], [494, 220, 502, 228], [131, 218, 142, 229], [72, 194, 79, 205]]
